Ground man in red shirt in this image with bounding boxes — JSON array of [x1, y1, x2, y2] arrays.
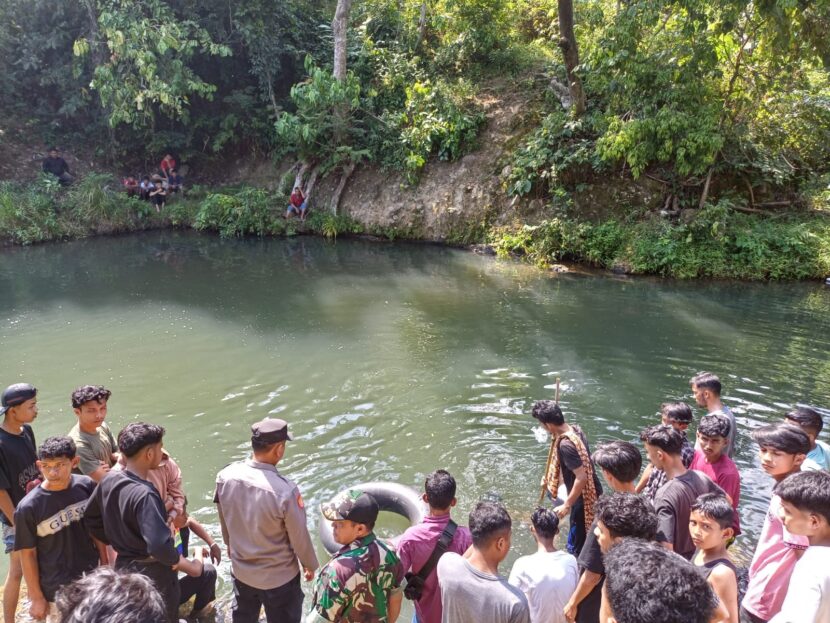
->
[[286, 186, 308, 221], [690, 414, 741, 536], [160, 154, 176, 178]]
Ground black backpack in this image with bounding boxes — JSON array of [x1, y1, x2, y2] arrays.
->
[[403, 521, 458, 601]]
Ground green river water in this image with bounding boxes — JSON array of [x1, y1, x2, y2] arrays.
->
[[2, 231, 830, 620]]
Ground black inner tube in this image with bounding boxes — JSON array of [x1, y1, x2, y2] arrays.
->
[[318, 482, 426, 554]]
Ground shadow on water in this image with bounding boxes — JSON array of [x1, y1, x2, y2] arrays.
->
[[1, 231, 830, 620]]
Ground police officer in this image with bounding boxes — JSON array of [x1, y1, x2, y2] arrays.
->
[[214, 418, 319, 623]]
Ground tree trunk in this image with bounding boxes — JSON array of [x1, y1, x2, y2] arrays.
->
[[332, 0, 353, 82], [415, 1, 428, 51], [304, 165, 321, 204], [557, 0, 586, 117], [330, 162, 356, 215], [293, 161, 310, 192]]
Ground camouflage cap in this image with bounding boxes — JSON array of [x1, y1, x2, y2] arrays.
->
[[322, 489, 379, 525]]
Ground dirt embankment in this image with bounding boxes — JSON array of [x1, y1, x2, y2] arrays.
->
[[0, 79, 665, 241]]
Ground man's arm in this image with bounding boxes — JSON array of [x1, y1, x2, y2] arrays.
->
[[283, 488, 320, 573], [0, 490, 16, 526], [87, 463, 111, 482], [137, 497, 179, 566], [19, 548, 48, 619], [654, 499, 676, 551], [564, 570, 602, 622], [92, 536, 109, 566], [555, 466, 587, 519], [387, 589, 402, 623], [216, 501, 231, 558], [635, 463, 653, 493], [187, 516, 222, 564]]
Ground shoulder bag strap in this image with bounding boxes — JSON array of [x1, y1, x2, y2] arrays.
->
[[415, 520, 458, 582]]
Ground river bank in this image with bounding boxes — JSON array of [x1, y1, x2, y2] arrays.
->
[[2, 177, 830, 281]]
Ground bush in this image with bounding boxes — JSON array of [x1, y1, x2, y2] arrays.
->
[[194, 187, 286, 237]]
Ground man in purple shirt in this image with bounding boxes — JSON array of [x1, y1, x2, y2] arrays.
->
[[394, 470, 472, 623]]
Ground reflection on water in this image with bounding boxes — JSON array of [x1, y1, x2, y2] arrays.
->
[[2, 231, 830, 616]]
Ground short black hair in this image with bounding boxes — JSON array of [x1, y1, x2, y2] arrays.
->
[[71, 385, 112, 409], [425, 470, 456, 509], [661, 402, 694, 424], [592, 441, 642, 483], [469, 501, 512, 548], [251, 437, 284, 453], [691, 372, 722, 396], [530, 506, 560, 539], [531, 400, 564, 426], [595, 493, 658, 540], [775, 471, 830, 524], [751, 422, 810, 456], [786, 407, 824, 435], [55, 566, 167, 623], [39, 436, 77, 461], [640, 424, 684, 455], [117, 423, 165, 458], [698, 414, 731, 439], [691, 493, 734, 530], [604, 539, 716, 623]]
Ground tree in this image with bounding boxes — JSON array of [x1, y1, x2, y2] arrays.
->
[[557, 0, 585, 117]]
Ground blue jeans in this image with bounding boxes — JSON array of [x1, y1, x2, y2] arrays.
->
[[287, 201, 307, 215]]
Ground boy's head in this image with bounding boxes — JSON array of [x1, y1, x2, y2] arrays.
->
[[423, 469, 457, 511], [640, 424, 684, 470], [751, 422, 809, 480], [696, 414, 730, 462], [55, 567, 167, 623], [142, 175, 150, 182], [531, 399, 566, 434], [323, 490, 379, 545], [785, 407, 824, 446], [118, 422, 165, 468], [660, 402, 694, 433], [71, 385, 111, 432], [689, 493, 734, 553], [594, 493, 658, 553], [602, 538, 716, 623], [469, 501, 512, 563], [592, 441, 642, 489], [774, 471, 830, 540], [37, 436, 79, 489], [1, 383, 38, 423], [48, 147, 59, 157], [690, 372, 722, 408], [530, 506, 559, 541]]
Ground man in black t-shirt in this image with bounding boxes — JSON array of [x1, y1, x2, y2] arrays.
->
[[41, 147, 73, 185], [532, 400, 603, 557], [641, 424, 724, 560], [0, 383, 40, 623], [85, 422, 202, 623], [15, 436, 104, 620], [564, 440, 646, 623]]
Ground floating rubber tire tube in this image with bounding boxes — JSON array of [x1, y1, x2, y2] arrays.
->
[[319, 481, 426, 554]]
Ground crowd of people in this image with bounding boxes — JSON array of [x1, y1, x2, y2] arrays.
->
[[121, 154, 184, 213], [0, 372, 827, 623]]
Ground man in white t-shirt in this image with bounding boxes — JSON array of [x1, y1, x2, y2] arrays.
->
[[769, 470, 830, 623], [508, 507, 577, 623]]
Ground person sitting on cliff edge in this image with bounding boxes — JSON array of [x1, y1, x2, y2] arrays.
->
[[286, 186, 308, 221]]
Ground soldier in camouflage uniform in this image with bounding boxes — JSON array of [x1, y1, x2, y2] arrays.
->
[[310, 490, 404, 623]]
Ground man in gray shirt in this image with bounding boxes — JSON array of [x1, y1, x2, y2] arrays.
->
[[437, 501, 530, 623], [214, 418, 319, 623]]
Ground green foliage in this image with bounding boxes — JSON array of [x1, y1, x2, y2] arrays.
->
[[394, 79, 485, 181], [193, 188, 286, 237], [305, 211, 363, 239], [489, 202, 830, 280]]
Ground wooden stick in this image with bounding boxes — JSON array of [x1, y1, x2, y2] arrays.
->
[[538, 378, 561, 505]]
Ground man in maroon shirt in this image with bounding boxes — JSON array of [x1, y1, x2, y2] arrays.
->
[[690, 414, 741, 535]]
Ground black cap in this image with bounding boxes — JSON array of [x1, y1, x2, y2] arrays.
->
[[322, 490, 379, 525], [0, 383, 37, 416], [251, 418, 293, 444]]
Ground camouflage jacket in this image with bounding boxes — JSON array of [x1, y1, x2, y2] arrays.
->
[[311, 533, 404, 622]]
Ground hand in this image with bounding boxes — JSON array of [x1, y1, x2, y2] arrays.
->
[[553, 504, 570, 519], [209, 542, 222, 565], [29, 595, 48, 620], [167, 516, 176, 536], [563, 601, 577, 623], [303, 567, 315, 582]]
